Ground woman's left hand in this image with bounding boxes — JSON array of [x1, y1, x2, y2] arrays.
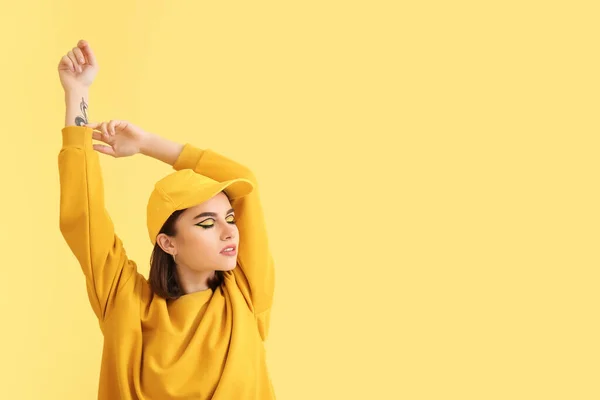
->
[[85, 120, 147, 158]]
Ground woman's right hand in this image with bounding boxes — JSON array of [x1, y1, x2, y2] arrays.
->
[[85, 120, 148, 158], [57, 39, 99, 92]]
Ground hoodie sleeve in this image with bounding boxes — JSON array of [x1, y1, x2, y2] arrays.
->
[[173, 144, 275, 318], [58, 125, 138, 322]]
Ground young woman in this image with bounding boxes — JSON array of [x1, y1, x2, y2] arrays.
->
[[57, 39, 276, 399]]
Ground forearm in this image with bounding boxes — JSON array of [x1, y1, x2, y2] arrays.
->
[[139, 131, 185, 166], [64, 87, 90, 127]]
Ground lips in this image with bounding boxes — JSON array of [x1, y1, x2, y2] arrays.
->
[[220, 244, 237, 254]]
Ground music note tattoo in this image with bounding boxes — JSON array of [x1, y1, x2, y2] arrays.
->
[[75, 97, 89, 126]]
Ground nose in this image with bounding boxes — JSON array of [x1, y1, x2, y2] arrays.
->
[[221, 224, 236, 240]]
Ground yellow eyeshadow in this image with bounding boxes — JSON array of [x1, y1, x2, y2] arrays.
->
[[199, 216, 235, 227]]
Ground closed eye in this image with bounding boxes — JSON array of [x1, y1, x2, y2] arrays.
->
[[196, 215, 236, 228]]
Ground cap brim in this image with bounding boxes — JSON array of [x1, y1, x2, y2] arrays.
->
[[178, 177, 255, 210], [220, 178, 255, 201]]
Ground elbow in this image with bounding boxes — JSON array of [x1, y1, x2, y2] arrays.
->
[[58, 209, 86, 238], [58, 217, 76, 241], [243, 168, 258, 186]]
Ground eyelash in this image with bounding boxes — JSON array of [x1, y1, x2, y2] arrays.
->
[[196, 216, 236, 229]]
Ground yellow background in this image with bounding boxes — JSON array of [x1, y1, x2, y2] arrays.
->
[[0, 1, 599, 399]]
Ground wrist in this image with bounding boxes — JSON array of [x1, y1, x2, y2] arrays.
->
[[138, 131, 184, 166], [64, 87, 89, 98], [139, 130, 156, 156], [64, 87, 90, 128]]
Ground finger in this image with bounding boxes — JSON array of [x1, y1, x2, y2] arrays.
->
[[84, 121, 100, 129], [73, 47, 86, 66], [68, 50, 81, 73], [86, 121, 111, 141], [60, 55, 75, 72], [112, 120, 128, 132], [78, 40, 97, 67], [91, 131, 104, 142], [108, 120, 117, 136], [93, 144, 116, 157], [67, 51, 81, 73], [108, 120, 127, 135], [90, 121, 109, 138], [101, 121, 110, 138]]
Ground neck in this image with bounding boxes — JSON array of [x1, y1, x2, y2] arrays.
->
[[175, 265, 216, 294]]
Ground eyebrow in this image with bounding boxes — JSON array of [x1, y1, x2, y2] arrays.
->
[[193, 208, 235, 220]]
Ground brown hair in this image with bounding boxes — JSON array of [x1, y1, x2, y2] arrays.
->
[[148, 194, 229, 299]]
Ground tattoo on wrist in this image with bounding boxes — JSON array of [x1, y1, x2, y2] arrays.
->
[[75, 97, 89, 126]]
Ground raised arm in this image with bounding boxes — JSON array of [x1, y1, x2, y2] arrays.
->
[[140, 132, 275, 333], [58, 41, 138, 323]]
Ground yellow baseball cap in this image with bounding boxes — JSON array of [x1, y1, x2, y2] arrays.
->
[[146, 169, 255, 245]]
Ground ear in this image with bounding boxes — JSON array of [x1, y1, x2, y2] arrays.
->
[[156, 233, 177, 255]]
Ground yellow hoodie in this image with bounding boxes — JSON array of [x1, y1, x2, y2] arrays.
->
[[58, 125, 276, 399]]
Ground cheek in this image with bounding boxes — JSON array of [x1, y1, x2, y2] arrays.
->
[[182, 227, 216, 254]]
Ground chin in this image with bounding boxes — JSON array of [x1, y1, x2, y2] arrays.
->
[[218, 262, 237, 272]]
